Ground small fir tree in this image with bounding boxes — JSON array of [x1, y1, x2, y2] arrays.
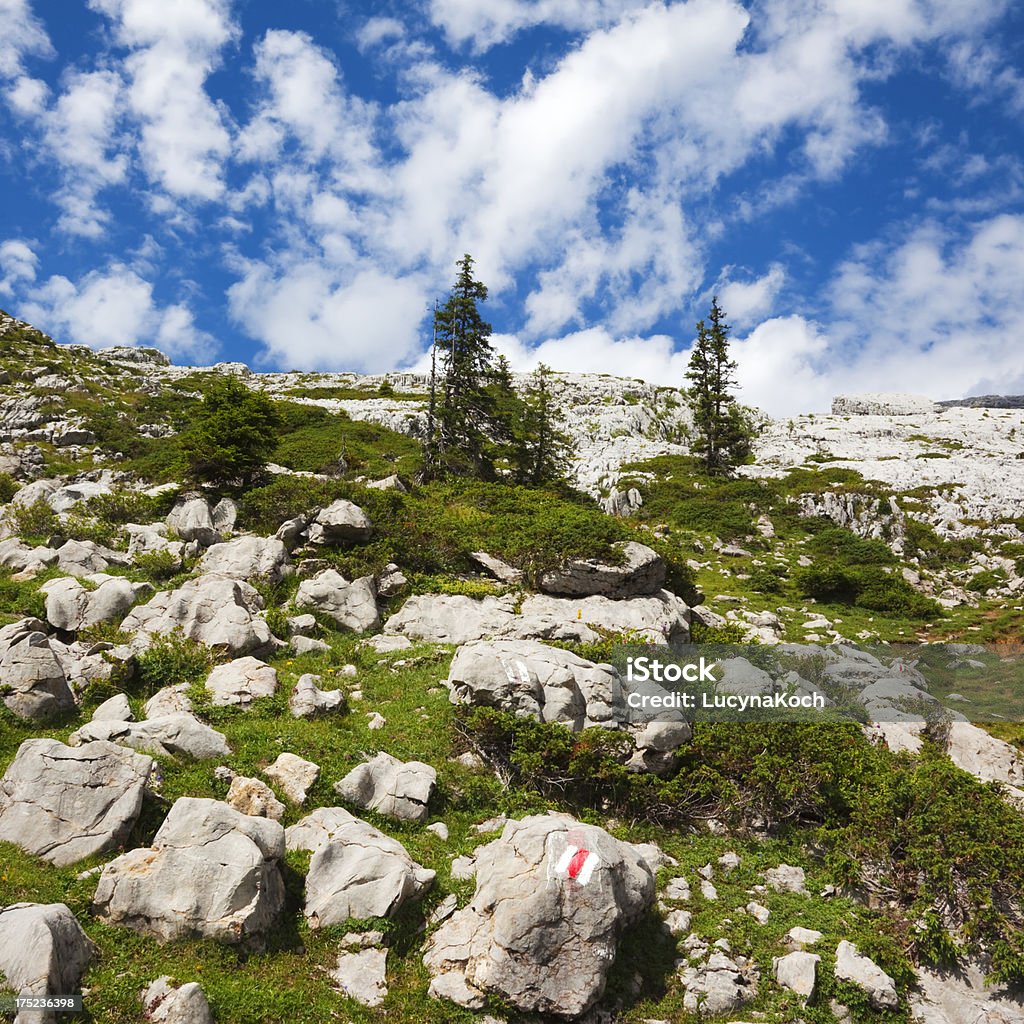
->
[[428, 254, 496, 478], [179, 375, 281, 487], [685, 297, 752, 475]]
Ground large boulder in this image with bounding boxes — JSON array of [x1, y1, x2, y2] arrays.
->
[[54, 539, 128, 576], [92, 797, 285, 943], [383, 590, 690, 645], [307, 500, 373, 545], [69, 712, 230, 760], [538, 541, 666, 598], [166, 495, 223, 546], [198, 535, 292, 584], [0, 538, 58, 573], [423, 813, 655, 1016], [120, 574, 275, 656], [0, 620, 75, 720], [445, 639, 690, 771], [41, 575, 150, 632], [294, 570, 380, 632], [0, 903, 96, 1024], [0, 739, 152, 866], [517, 591, 690, 644], [287, 807, 435, 926], [384, 594, 519, 644], [334, 752, 436, 823], [205, 656, 278, 707], [834, 940, 898, 1009]]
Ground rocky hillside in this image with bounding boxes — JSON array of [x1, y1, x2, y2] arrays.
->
[[1, 309, 1024, 1024]]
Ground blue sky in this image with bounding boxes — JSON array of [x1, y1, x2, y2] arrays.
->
[[1, 0, 1023, 414]]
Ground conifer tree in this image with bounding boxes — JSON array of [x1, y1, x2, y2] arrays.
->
[[517, 363, 570, 486], [427, 254, 496, 478], [685, 297, 752, 475]]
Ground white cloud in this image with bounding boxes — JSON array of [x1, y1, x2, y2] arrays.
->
[[20, 263, 214, 357], [238, 30, 378, 184], [0, 239, 38, 297], [0, 0, 52, 79], [42, 70, 128, 236], [227, 260, 428, 372], [5, 73, 48, 115], [732, 213, 1024, 414], [427, 0, 638, 51], [88, 0, 236, 200], [715, 264, 786, 329], [355, 17, 407, 51]]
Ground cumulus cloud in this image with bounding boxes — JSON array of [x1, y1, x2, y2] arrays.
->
[[20, 263, 213, 357], [227, 259, 428, 372], [88, 0, 236, 200], [42, 70, 128, 236], [427, 0, 639, 51], [715, 264, 786, 329], [0, 0, 52, 79], [0, 239, 39, 297]]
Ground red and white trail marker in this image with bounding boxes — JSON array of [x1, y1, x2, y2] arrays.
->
[[555, 844, 600, 886]]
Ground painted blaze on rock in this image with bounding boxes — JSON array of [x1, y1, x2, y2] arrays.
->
[[423, 813, 654, 1017]]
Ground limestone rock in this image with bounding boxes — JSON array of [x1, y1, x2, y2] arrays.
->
[[680, 949, 758, 1016], [307, 499, 373, 545], [70, 712, 230, 760], [423, 813, 655, 1017], [538, 541, 666, 598], [263, 753, 320, 804], [832, 392, 937, 416], [166, 494, 222, 546], [205, 656, 278, 707], [55, 539, 129, 576], [774, 950, 819, 999], [0, 620, 75, 721], [140, 977, 213, 1024], [334, 751, 436, 823], [0, 739, 152, 866], [41, 575, 149, 631], [0, 903, 95, 1024], [92, 693, 133, 722], [198, 535, 292, 584], [289, 673, 345, 717], [446, 639, 690, 770], [93, 797, 285, 943], [384, 589, 690, 645], [294, 570, 380, 632], [143, 684, 192, 718], [834, 940, 898, 1009], [330, 947, 388, 1007], [287, 807, 434, 926], [226, 775, 285, 821], [120, 574, 274, 657], [764, 863, 807, 894]]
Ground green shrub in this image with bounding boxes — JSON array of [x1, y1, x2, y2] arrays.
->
[[967, 569, 1006, 593], [749, 564, 788, 593], [0, 473, 17, 504], [807, 526, 895, 565], [11, 499, 59, 543], [179, 376, 282, 487], [794, 560, 860, 602], [132, 548, 182, 581], [135, 631, 213, 697]]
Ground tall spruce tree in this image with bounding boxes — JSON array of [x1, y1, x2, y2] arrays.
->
[[516, 363, 570, 486], [428, 254, 496, 478], [685, 297, 752, 475]]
